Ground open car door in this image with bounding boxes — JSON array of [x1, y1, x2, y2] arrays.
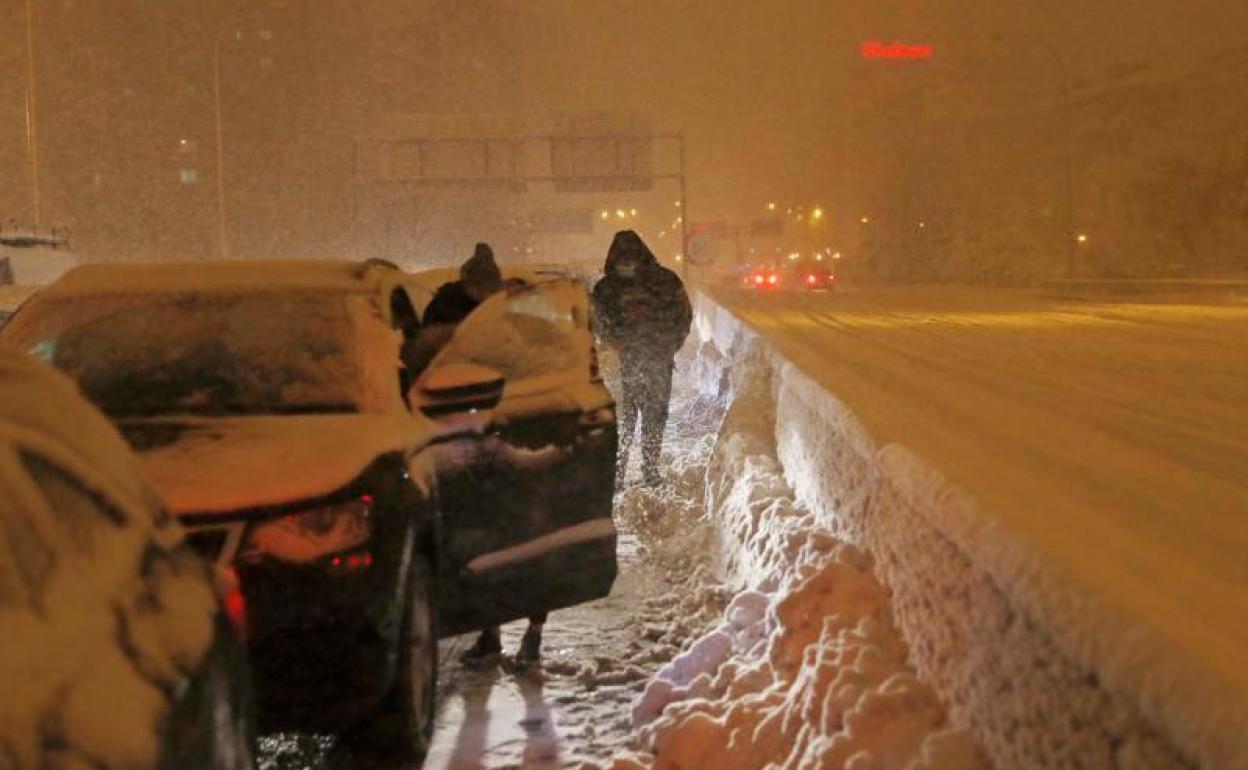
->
[[410, 279, 618, 636]]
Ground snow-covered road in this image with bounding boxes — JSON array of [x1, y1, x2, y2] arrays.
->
[[703, 285, 1248, 768]]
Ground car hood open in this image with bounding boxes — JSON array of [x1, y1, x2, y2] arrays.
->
[[123, 413, 438, 517]]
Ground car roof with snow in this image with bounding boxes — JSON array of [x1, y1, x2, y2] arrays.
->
[[37, 258, 408, 297]]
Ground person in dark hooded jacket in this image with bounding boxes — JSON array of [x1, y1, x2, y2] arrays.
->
[[592, 230, 692, 487]]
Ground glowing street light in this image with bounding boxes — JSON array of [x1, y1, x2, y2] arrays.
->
[[616, 209, 627, 219], [1076, 233, 1088, 244], [629, 208, 638, 217], [767, 202, 776, 211], [812, 207, 824, 220], [860, 215, 870, 224], [600, 211, 610, 220]]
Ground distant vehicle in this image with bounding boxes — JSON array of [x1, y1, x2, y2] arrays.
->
[[796, 265, 836, 291], [0, 346, 254, 770], [741, 264, 782, 290], [0, 227, 79, 287], [2, 259, 618, 761]]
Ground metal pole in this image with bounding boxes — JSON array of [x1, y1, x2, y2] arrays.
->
[[23, 0, 41, 227], [213, 32, 229, 258], [677, 133, 689, 278], [1044, 43, 1076, 278]]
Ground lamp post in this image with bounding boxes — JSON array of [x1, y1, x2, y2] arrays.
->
[[1043, 43, 1078, 279], [23, 0, 41, 227], [211, 29, 239, 259]]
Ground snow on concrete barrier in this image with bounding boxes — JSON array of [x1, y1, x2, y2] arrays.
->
[[611, 325, 986, 769], [674, 290, 1224, 769]]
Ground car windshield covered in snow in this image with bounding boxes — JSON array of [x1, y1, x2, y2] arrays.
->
[[4, 291, 365, 417]]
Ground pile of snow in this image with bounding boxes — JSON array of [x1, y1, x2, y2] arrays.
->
[[679, 290, 1235, 769], [606, 344, 984, 770]]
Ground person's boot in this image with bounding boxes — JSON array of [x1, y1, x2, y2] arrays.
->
[[515, 624, 543, 667], [614, 454, 630, 491], [460, 627, 502, 665], [642, 463, 662, 489]]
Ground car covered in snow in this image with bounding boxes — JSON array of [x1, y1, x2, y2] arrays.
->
[[404, 267, 619, 636], [0, 345, 253, 770], [1, 258, 619, 760]]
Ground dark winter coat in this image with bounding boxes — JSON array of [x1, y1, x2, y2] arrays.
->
[[592, 233, 692, 360], [422, 281, 481, 326]]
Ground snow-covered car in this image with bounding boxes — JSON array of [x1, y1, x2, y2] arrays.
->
[[406, 269, 619, 636], [0, 345, 253, 770], [2, 258, 619, 760]]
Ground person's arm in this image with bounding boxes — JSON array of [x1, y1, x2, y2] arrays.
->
[[591, 279, 621, 344], [657, 271, 693, 356]]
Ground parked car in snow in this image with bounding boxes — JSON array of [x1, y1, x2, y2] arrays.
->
[[406, 268, 619, 636], [2, 258, 619, 760], [0, 227, 79, 287], [0, 345, 254, 770]]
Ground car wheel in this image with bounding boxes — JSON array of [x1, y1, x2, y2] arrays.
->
[[342, 552, 437, 763]]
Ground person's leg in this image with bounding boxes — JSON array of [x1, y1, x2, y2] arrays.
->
[[516, 612, 548, 664], [460, 625, 502, 663], [639, 361, 675, 486], [616, 356, 644, 484]]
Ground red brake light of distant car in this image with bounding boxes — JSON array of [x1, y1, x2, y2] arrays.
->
[[239, 496, 373, 565], [767, 274, 779, 285], [805, 274, 817, 285], [753, 274, 765, 285]]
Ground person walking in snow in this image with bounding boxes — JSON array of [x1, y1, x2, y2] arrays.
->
[[592, 230, 692, 488]]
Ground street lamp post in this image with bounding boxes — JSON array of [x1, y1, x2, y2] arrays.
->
[[1043, 43, 1078, 279], [23, 0, 41, 227], [212, 30, 234, 259]]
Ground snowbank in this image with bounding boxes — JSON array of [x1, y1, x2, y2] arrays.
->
[[678, 291, 1239, 769], [612, 343, 985, 770]]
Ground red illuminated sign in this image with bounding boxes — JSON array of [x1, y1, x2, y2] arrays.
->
[[861, 41, 934, 60]]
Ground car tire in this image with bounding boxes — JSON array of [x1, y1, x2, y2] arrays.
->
[[341, 551, 437, 763]]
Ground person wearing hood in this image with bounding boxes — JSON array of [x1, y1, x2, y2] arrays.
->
[[400, 243, 504, 378], [592, 230, 692, 487]]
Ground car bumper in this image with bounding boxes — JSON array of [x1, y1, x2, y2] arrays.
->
[[239, 557, 404, 733]]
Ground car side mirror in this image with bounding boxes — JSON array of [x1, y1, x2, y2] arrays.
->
[[410, 362, 505, 418]]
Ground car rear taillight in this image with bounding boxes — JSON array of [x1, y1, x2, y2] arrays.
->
[[216, 565, 249, 638], [753, 274, 765, 285], [767, 274, 779, 286], [239, 495, 372, 566], [806, 274, 817, 285]]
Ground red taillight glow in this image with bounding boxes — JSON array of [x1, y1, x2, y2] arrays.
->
[[330, 550, 373, 572], [754, 274, 765, 285], [767, 274, 779, 285], [218, 566, 248, 638], [806, 274, 817, 284]]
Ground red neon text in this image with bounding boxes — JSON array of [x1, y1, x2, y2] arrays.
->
[[861, 42, 934, 60]]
